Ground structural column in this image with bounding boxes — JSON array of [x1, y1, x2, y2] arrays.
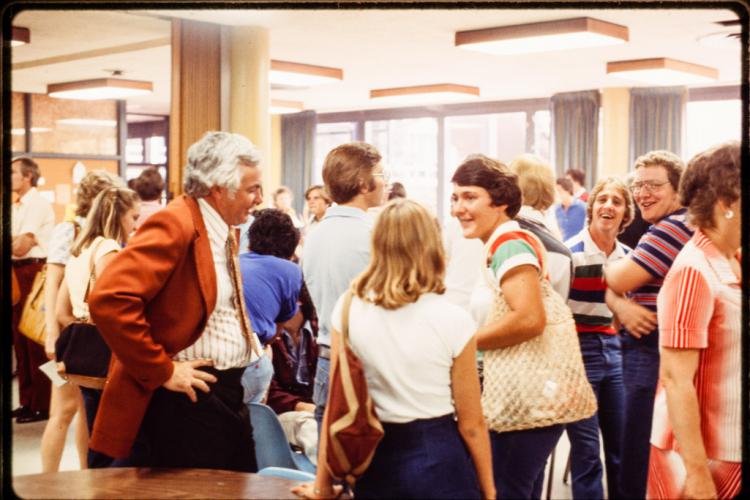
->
[[169, 19, 221, 197], [600, 88, 630, 178], [228, 26, 274, 198]]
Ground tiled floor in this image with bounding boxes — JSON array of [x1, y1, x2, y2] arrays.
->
[[11, 377, 579, 499]]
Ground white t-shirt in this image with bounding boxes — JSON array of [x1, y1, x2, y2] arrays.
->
[[64, 236, 121, 319], [330, 291, 475, 423]]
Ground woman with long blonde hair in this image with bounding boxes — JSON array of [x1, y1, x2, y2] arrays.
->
[[56, 186, 140, 467], [294, 199, 494, 499]]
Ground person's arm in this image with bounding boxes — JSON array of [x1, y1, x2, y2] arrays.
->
[[476, 264, 546, 350], [660, 347, 717, 499], [452, 336, 496, 499], [44, 263, 66, 359], [55, 280, 76, 329], [291, 327, 344, 500], [12, 233, 36, 256], [604, 256, 653, 295], [604, 288, 657, 338]]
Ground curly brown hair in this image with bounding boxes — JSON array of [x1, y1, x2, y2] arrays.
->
[[76, 170, 125, 217], [680, 141, 740, 229]]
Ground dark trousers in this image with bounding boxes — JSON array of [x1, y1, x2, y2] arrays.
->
[[355, 414, 481, 499], [11, 262, 50, 413], [566, 333, 625, 499], [491, 424, 564, 499], [116, 366, 257, 472], [619, 332, 660, 499]]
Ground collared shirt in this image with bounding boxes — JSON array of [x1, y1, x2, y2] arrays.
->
[[12, 187, 55, 259], [554, 200, 587, 241], [48, 216, 87, 266], [566, 228, 629, 335], [302, 205, 372, 347], [518, 205, 563, 242], [651, 230, 741, 462], [173, 198, 260, 369]]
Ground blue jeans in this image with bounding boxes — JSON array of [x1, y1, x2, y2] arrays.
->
[[355, 414, 480, 499], [241, 353, 274, 404], [491, 424, 564, 499], [619, 331, 660, 499], [312, 356, 330, 436], [566, 333, 625, 499]]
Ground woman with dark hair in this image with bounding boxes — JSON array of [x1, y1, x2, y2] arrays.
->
[[451, 154, 572, 498], [130, 168, 164, 230], [239, 208, 303, 404], [647, 142, 741, 499]]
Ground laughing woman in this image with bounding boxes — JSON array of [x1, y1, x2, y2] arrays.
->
[[451, 155, 565, 499]]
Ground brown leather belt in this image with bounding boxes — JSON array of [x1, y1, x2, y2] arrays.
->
[[12, 258, 46, 267], [318, 345, 331, 360]]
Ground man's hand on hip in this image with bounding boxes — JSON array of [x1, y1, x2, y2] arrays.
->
[[162, 359, 217, 402]]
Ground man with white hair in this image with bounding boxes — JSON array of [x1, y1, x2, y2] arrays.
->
[[88, 131, 264, 471]]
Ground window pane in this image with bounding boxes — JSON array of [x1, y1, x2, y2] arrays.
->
[[686, 100, 741, 159], [314, 122, 357, 184], [146, 136, 167, 165], [365, 118, 438, 213], [533, 110, 551, 164], [126, 138, 144, 164], [30, 94, 118, 155]]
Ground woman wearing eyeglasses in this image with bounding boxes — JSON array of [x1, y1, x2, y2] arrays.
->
[[603, 150, 694, 499]]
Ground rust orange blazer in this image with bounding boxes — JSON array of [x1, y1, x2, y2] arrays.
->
[[88, 195, 217, 458]]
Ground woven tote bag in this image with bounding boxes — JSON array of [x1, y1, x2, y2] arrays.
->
[[480, 229, 597, 433]]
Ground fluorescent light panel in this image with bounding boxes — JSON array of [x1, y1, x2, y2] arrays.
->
[[11, 127, 51, 136], [11, 26, 30, 47], [270, 60, 343, 87], [270, 99, 304, 115], [370, 83, 479, 105], [607, 58, 718, 85], [56, 118, 118, 128], [456, 17, 628, 55], [48, 78, 153, 100]]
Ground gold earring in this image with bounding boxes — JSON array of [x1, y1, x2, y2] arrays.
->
[[724, 210, 734, 220]]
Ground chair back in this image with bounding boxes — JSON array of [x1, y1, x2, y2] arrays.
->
[[248, 403, 315, 473]]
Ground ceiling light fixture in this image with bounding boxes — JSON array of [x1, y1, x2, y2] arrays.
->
[[606, 58, 718, 85], [370, 83, 480, 105], [56, 118, 118, 128], [11, 26, 30, 47], [455, 17, 628, 55], [11, 127, 51, 136], [270, 100, 304, 115], [47, 78, 153, 100], [270, 60, 343, 88]]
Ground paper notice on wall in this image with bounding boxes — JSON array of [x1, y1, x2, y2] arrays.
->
[[56, 183, 71, 205]]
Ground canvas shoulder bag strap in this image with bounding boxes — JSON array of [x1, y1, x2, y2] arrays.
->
[[81, 238, 105, 322]]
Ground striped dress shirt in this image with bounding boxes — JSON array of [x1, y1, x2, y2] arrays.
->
[[173, 198, 261, 369]]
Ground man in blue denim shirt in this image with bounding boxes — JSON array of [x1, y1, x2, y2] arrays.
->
[[302, 142, 387, 431]]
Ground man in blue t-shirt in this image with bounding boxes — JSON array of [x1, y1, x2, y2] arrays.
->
[[604, 151, 693, 499], [239, 209, 303, 404], [554, 177, 587, 241]]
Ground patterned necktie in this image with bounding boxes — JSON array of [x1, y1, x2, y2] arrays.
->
[[226, 231, 260, 358]]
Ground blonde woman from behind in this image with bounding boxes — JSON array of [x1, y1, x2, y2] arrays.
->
[[293, 199, 494, 499]]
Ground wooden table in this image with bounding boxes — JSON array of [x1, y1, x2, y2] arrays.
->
[[13, 467, 305, 499]]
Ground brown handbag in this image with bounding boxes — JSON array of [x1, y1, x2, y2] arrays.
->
[[324, 290, 384, 486]]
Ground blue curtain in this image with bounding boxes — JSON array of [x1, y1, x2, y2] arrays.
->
[[628, 87, 686, 167], [550, 90, 600, 189], [281, 110, 317, 214]]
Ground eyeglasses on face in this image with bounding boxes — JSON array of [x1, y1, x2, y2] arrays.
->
[[630, 180, 670, 194]]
